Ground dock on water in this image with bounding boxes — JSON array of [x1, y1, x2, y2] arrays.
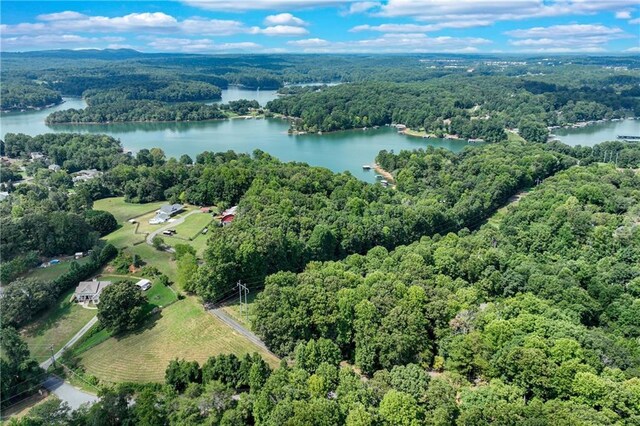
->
[[618, 135, 640, 141]]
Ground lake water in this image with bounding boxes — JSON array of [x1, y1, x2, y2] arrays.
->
[[552, 119, 640, 147], [1, 89, 638, 182]]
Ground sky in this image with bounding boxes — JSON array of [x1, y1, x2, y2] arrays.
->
[[1, 1, 639, 54]]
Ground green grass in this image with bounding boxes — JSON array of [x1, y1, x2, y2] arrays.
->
[[21, 289, 96, 364], [507, 131, 527, 143], [221, 290, 259, 330], [93, 198, 165, 223], [128, 244, 178, 281], [78, 296, 279, 383], [93, 274, 177, 311], [170, 212, 214, 239], [22, 257, 92, 282]]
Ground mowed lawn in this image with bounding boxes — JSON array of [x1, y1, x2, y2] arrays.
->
[[22, 257, 92, 282], [161, 211, 216, 256], [22, 289, 96, 364], [93, 198, 165, 223], [79, 297, 279, 383]]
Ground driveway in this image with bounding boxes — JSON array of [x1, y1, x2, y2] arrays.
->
[[145, 209, 203, 247], [42, 376, 98, 410], [39, 316, 100, 410], [40, 316, 98, 370]]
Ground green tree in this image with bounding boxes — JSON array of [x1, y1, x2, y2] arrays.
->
[[97, 281, 147, 334]]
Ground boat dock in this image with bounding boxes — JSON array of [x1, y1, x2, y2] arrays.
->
[[617, 135, 640, 141]]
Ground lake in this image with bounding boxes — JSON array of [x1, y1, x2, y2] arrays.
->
[[1, 88, 638, 182]]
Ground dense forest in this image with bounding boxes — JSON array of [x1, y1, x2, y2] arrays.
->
[[45, 101, 227, 124], [8, 161, 640, 425], [267, 76, 639, 138], [1, 82, 62, 111], [2, 50, 640, 424]]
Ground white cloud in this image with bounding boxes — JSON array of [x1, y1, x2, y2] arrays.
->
[[616, 10, 632, 19], [182, 0, 351, 11], [264, 13, 307, 26], [350, 20, 492, 33], [625, 46, 640, 52], [1, 34, 125, 50], [287, 32, 490, 53], [147, 37, 261, 52], [37, 11, 86, 21], [506, 24, 632, 52], [256, 25, 309, 36], [629, 18, 640, 24], [344, 1, 380, 14], [287, 37, 331, 47], [373, 0, 640, 25], [180, 18, 249, 36]]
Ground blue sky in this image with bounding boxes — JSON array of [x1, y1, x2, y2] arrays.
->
[[2, 1, 639, 53]]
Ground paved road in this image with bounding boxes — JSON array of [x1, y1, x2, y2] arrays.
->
[[38, 316, 100, 410], [40, 316, 98, 370], [208, 307, 278, 358], [145, 209, 203, 247], [43, 376, 98, 410]]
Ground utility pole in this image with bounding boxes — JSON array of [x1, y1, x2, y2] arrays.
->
[[49, 344, 55, 368], [615, 152, 619, 167], [237, 280, 249, 322]]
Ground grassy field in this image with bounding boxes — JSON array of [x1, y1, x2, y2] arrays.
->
[[78, 297, 279, 383], [21, 257, 92, 282], [221, 290, 259, 330], [93, 198, 165, 223], [21, 289, 96, 364], [95, 274, 177, 309]]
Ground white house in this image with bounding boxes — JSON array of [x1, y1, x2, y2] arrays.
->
[[48, 164, 61, 172], [73, 280, 112, 304], [149, 204, 183, 224]]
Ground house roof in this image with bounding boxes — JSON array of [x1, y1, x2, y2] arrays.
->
[[75, 280, 112, 296], [136, 279, 151, 287], [221, 214, 235, 223], [159, 204, 183, 215], [222, 206, 238, 216]]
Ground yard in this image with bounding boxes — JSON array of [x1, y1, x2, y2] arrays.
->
[[21, 288, 96, 364], [93, 198, 165, 223], [78, 296, 279, 383], [21, 256, 92, 282], [95, 274, 177, 310], [161, 212, 216, 256]]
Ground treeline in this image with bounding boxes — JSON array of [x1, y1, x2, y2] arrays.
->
[[267, 75, 638, 138], [83, 81, 222, 105], [246, 164, 640, 424], [45, 101, 227, 124], [3, 133, 124, 171], [0, 82, 62, 111], [185, 142, 573, 300], [1, 328, 43, 410]]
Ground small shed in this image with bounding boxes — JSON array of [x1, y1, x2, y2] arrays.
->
[[74, 252, 85, 259]]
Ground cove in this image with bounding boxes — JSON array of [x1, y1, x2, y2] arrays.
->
[[2, 90, 638, 183]]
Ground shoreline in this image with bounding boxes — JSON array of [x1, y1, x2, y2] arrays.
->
[[372, 163, 397, 189], [1, 99, 65, 114], [44, 113, 271, 126]]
